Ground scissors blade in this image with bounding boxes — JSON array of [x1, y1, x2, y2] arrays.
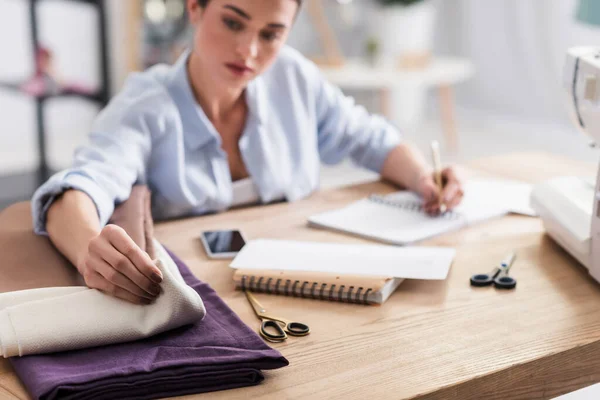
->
[[244, 290, 269, 317], [500, 252, 517, 271]]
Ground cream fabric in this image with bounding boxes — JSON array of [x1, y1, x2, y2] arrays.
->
[[0, 241, 205, 358]]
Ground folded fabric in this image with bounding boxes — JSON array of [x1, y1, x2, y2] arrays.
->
[[1, 186, 287, 398], [0, 241, 206, 358], [0, 186, 205, 358], [109, 185, 156, 259], [10, 248, 289, 400]]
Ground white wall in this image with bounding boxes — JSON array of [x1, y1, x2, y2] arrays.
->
[[3, 0, 600, 176], [434, 0, 600, 125], [289, 0, 600, 127]]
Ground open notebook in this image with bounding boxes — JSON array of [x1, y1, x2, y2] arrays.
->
[[230, 239, 456, 305], [308, 180, 535, 245]]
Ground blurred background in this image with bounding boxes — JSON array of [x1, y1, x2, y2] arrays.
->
[[1, 0, 600, 209]]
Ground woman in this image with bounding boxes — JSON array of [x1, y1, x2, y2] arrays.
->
[[32, 0, 464, 305]]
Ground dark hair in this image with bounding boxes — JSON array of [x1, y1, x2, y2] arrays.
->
[[197, 0, 301, 7]]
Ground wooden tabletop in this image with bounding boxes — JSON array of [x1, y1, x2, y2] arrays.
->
[[318, 57, 474, 89], [2, 152, 600, 400]]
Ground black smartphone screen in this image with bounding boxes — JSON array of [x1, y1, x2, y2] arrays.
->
[[202, 230, 246, 254]]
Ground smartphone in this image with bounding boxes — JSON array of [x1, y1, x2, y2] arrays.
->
[[199, 230, 247, 259]]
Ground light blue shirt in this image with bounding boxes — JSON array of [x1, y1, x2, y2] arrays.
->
[[32, 46, 402, 235]]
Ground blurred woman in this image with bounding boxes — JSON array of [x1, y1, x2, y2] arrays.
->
[[32, 0, 464, 304]]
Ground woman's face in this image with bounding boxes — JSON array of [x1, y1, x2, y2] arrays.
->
[[188, 0, 298, 89]]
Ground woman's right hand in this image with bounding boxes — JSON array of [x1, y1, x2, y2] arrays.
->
[[78, 224, 164, 305]]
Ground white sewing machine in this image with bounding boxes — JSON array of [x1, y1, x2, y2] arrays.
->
[[531, 47, 600, 281]]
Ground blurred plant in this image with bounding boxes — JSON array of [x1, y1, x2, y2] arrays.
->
[[577, 0, 600, 26], [142, 0, 189, 67], [376, 0, 425, 5], [365, 37, 379, 65]]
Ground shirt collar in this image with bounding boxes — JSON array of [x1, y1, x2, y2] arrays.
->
[[167, 49, 267, 150], [245, 76, 267, 126]]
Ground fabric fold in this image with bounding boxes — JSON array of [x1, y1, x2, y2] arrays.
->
[[0, 242, 206, 358], [1, 185, 288, 399], [10, 248, 289, 400]]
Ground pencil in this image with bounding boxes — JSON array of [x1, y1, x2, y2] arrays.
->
[[430, 140, 447, 213]]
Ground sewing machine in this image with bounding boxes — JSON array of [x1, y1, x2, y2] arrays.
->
[[530, 47, 600, 281]]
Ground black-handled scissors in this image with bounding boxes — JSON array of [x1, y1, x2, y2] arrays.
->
[[244, 291, 310, 343], [470, 252, 517, 289]]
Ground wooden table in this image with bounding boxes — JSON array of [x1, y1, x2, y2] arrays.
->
[[2, 152, 600, 399]]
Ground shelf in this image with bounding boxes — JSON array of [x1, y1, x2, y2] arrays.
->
[[0, 0, 110, 213], [318, 57, 475, 89], [30, 0, 102, 5], [0, 81, 105, 103]]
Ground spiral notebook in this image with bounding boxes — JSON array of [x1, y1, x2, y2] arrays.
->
[[230, 239, 456, 305], [308, 180, 534, 245]]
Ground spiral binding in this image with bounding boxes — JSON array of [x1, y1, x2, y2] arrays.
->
[[368, 194, 460, 220], [240, 275, 373, 305]]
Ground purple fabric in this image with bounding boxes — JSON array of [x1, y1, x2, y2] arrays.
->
[[9, 249, 288, 400]]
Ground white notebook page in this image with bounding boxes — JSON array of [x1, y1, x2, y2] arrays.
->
[[230, 239, 456, 280], [308, 180, 531, 245]]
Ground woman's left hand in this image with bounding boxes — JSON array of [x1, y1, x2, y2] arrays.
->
[[414, 166, 464, 215]]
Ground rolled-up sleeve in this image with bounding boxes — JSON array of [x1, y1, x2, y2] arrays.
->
[[31, 76, 156, 235], [313, 72, 402, 173]]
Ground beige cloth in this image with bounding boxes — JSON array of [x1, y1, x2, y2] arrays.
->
[[0, 240, 205, 358], [0, 186, 205, 358]]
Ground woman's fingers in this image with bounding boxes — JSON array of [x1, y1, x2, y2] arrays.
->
[[101, 244, 161, 298], [441, 166, 463, 185], [85, 270, 152, 305], [419, 177, 441, 204], [440, 167, 464, 210], [98, 225, 163, 296], [89, 232, 159, 298], [440, 181, 461, 210], [109, 228, 163, 284], [80, 225, 164, 304], [445, 186, 464, 210], [423, 201, 438, 215], [412, 166, 465, 215], [90, 257, 157, 300]]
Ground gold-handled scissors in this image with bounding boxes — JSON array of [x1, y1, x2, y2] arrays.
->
[[244, 290, 310, 343]]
